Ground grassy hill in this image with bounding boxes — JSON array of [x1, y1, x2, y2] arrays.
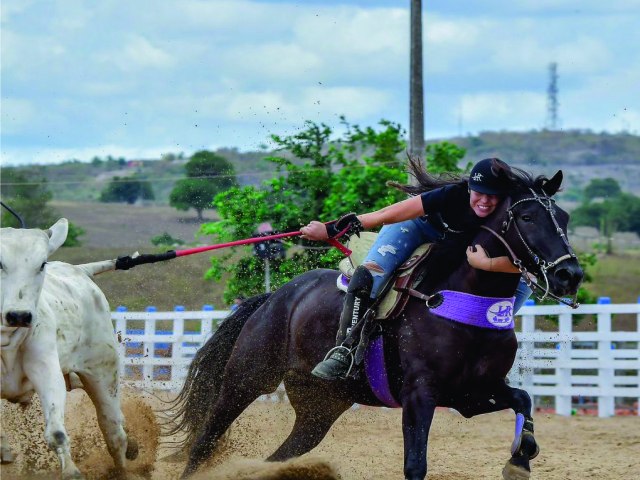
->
[[6, 130, 640, 205]]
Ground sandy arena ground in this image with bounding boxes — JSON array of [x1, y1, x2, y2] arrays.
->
[[1, 388, 638, 480]]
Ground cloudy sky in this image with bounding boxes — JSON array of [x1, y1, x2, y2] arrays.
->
[[2, 0, 639, 166]]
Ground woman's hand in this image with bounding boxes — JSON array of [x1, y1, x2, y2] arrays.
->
[[467, 244, 521, 273], [466, 244, 491, 270], [300, 221, 329, 241]]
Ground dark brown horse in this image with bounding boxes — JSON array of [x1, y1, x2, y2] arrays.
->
[[167, 170, 583, 480]]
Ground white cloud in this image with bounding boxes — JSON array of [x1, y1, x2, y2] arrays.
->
[[489, 35, 611, 74], [222, 43, 323, 82], [109, 35, 175, 71], [461, 91, 546, 127], [1, 99, 37, 135]]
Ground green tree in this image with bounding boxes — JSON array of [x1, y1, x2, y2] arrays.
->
[[169, 150, 237, 221], [424, 142, 469, 174], [200, 118, 466, 303], [100, 176, 154, 204], [1, 168, 84, 246], [1, 168, 58, 228], [584, 177, 621, 199]]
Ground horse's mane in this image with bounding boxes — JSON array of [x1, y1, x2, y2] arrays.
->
[[388, 154, 555, 196]]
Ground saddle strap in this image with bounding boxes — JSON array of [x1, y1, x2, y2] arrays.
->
[[394, 287, 443, 308], [395, 286, 430, 302]]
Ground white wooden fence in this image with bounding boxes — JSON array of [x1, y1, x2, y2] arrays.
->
[[112, 301, 640, 417]]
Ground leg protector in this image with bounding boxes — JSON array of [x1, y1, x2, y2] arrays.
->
[[336, 266, 374, 345], [311, 266, 373, 381]]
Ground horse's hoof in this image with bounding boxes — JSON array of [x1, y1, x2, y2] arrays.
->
[[502, 460, 531, 480], [126, 438, 139, 460]]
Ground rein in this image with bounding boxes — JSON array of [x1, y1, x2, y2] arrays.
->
[[480, 189, 579, 309]]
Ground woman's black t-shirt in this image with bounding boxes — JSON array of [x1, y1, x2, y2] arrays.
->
[[419, 183, 486, 245]]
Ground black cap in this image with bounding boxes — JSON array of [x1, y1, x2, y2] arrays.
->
[[468, 158, 507, 195]]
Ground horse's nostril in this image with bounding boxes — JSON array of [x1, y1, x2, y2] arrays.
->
[[555, 266, 584, 290], [555, 268, 572, 284]]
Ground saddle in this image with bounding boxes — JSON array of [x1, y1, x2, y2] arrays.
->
[[337, 232, 432, 320]]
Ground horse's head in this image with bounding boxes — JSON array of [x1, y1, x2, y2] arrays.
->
[[484, 170, 584, 302]]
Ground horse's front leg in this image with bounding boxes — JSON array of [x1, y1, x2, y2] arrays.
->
[[401, 381, 436, 480]]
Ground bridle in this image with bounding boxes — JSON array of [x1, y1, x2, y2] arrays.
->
[[480, 188, 580, 308]]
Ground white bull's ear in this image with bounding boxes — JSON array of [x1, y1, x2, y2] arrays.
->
[[47, 218, 69, 254]]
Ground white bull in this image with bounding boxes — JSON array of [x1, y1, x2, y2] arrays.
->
[[0, 218, 138, 478]]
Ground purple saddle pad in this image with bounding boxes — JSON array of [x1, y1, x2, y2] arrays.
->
[[364, 335, 401, 408]]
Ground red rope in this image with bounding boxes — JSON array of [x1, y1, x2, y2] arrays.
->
[[174, 225, 352, 257]]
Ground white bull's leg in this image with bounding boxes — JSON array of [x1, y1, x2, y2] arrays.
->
[[78, 371, 132, 472], [1, 432, 15, 464], [24, 354, 83, 479]]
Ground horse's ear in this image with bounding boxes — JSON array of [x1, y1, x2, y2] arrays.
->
[[542, 170, 563, 196]]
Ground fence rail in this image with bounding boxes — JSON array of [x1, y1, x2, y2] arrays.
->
[[112, 301, 640, 417]]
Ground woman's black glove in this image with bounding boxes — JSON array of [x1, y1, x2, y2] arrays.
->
[[325, 213, 364, 238]]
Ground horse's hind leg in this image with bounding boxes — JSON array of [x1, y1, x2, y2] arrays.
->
[[267, 374, 351, 462], [457, 381, 539, 480], [184, 362, 285, 477]]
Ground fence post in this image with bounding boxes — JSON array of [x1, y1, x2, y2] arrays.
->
[[637, 296, 640, 417], [143, 306, 157, 390], [520, 300, 536, 396], [556, 309, 573, 416], [597, 297, 615, 417], [201, 305, 215, 340], [172, 306, 186, 390]]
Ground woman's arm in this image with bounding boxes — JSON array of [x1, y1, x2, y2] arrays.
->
[[300, 195, 424, 241], [466, 245, 521, 274], [358, 195, 424, 229]]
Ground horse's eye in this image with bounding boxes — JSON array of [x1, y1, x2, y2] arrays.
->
[[521, 215, 532, 222], [0, 261, 3, 270], [40, 262, 47, 271]]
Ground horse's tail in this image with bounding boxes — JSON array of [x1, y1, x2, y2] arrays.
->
[[161, 292, 271, 448]]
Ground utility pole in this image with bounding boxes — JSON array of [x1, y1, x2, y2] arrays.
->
[[409, 0, 425, 162]]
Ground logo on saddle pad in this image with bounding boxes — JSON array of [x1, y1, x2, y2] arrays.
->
[[486, 301, 513, 327]]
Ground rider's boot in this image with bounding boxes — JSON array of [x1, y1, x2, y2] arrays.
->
[[312, 266, 373, 381]]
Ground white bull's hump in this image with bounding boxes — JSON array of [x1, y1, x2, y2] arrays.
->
[[40, 262, 118, 374]]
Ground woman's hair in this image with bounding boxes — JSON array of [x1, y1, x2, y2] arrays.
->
[[387, 154, 465, 195], [388, 154, 549, 196]]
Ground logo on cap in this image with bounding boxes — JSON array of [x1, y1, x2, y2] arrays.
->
[[472, 172, 483, 182]]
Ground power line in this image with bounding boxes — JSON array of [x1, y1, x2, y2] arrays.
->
[[0, 158, 407, 187]]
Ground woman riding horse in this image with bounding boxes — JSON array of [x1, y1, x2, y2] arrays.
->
[[301, 157, 533, 381], [170, 159, 583, 480]]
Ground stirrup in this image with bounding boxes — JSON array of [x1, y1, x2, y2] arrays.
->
[[323, 345, 355, 379]]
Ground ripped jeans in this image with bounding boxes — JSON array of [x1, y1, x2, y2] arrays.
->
[[361, 218, 532, 312]]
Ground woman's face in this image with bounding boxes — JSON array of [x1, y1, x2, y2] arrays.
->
[[469, 190, 501, 217]]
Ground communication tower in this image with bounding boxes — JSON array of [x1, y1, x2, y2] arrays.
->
[[546, 62, 559, 130]]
